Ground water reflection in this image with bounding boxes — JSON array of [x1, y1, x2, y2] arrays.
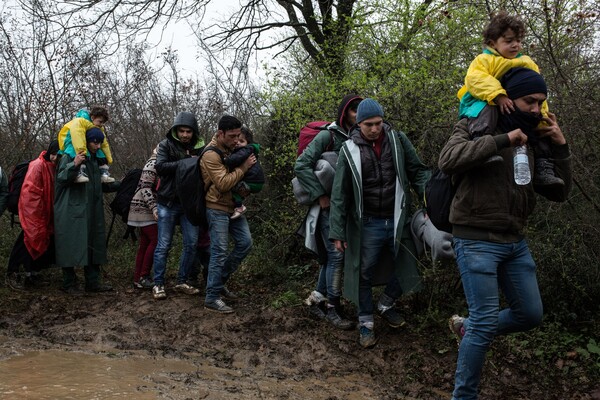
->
[[0, 350, 197, 399]]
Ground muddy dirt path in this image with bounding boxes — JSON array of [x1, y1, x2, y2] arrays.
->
[[0, 282, 597, 399]]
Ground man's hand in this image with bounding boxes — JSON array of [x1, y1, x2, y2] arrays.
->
[[243, 154, 256, 171], [74, 151, 86, 167], [318, 195, 330, 209], [535, 112, 566, 145], [495, 95, 515, 115], [507, 129, 528, 147], [334, 240, 347, 253]]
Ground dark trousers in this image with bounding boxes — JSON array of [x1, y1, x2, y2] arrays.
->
[[7, 231, 55, 275]]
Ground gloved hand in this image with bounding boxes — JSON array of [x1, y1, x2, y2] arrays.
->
[[411, 209, 455, 261]]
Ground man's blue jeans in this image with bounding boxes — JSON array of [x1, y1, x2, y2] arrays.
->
[[452, 238, 543, 400], [153, 202, 199, 286], [315, 209, 343, 301], [358, 216, 402, 324], [205, 209, 252, 303]]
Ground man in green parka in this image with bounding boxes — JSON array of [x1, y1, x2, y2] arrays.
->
[[329, 98, 430, 348], [54, 127, 120, 293]]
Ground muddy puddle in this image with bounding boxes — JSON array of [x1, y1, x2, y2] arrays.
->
[[0, 348, 379, 399]]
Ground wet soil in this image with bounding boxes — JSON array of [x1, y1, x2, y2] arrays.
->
[[0, 276, 598, 400]]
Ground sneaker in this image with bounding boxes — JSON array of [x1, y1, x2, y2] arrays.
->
[[75, 168, 89, 183], [533, 158, 564, 189], [221, 286, 239, 301], [134, 276, 154, 290], [174, 283, 200, 295], [448, 315, 466, 346], [230, 205, 247, 220], [204, 299, 234, 314], [100, 167, 115, 183], [379, 308, 406, 328], [152, 285, 167, 300], [326, 307, 354, 330], [5, 273, 25, 291], [359, 325, 378, 348]]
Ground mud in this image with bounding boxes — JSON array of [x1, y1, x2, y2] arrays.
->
[[0, 279, 597, 399]]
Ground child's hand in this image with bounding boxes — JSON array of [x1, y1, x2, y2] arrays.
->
[[495, 95, 514, 115]]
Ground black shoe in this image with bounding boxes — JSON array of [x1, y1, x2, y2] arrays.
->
[[379, 308, 406, 328], [533, 158, 564, 189], [85, 283, 113, 293], [326, 307, 354, 330], [61, 286, 83, 295], [221, 286, 239, 301]]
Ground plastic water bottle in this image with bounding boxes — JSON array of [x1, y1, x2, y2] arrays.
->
[[513, 145, 531, 185]]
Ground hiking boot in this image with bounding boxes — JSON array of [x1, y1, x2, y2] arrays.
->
[[86, 283, 113, 292], [448, 314, 466, 346], [204, 299, 234, 314], [6, 273, 25, 291], [533, 158, 564, 189], [379, 308, 406, 328], [326, 307, 354, 330], [100, 165, 115, 183], [221, 286, 239, 301], [359, 325, 378, 348], [230, 205, 247, 220], [377, 297, 406, 328], [174, 283, 200, 295], [152, 285, 167, 300], [134, 276, 154, 290], [75, 166, 89, 183]]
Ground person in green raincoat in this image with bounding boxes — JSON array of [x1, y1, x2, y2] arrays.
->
[[329, 98, 430, 348], [54, 127, 120, 293]]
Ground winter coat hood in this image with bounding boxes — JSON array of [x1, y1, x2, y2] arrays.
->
[[167, 111, 202, 148], [336, 94, 363, 132]]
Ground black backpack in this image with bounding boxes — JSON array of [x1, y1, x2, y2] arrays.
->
[[106, 168, 143, 244], [109, 168, 143, 223], [424, 168, 457, 233], [6, 160, 32, 223], [175, 146, 223, 228]]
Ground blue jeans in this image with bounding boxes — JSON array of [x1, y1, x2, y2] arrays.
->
[[452, 238, 543, 400], [153, 202, 199, 286], [315, 209, 343, 301], [205, 209, 252, 303], [358, 217, 402, 324]]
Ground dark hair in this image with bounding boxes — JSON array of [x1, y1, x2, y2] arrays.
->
[[89, 105, 109, 122], [483, 11, 526, 45], [218, 115, 242, 132], [240, 126, 254, 144]]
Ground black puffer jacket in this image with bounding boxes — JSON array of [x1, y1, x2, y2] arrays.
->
[[223, 144, 265, 184], [348, 123, 396, 218], [155, 112, 204, 206]]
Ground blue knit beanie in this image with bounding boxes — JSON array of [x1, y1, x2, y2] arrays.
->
[[86, 127, 105, 143], [501, 67, 547, 100], [356, 98, 384, 123]]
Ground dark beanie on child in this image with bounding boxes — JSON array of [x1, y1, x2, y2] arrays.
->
[[356, 98, 384, 123], [44, 140, 59, 161], [501, 67, 547, 100], [86, 127, 105, 143]]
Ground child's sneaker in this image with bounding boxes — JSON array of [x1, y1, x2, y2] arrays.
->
[[533, 158, 564, 189], [75, 165, 89, 183], [100, 165, 115, 183], [230, 205, 247, 220]]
